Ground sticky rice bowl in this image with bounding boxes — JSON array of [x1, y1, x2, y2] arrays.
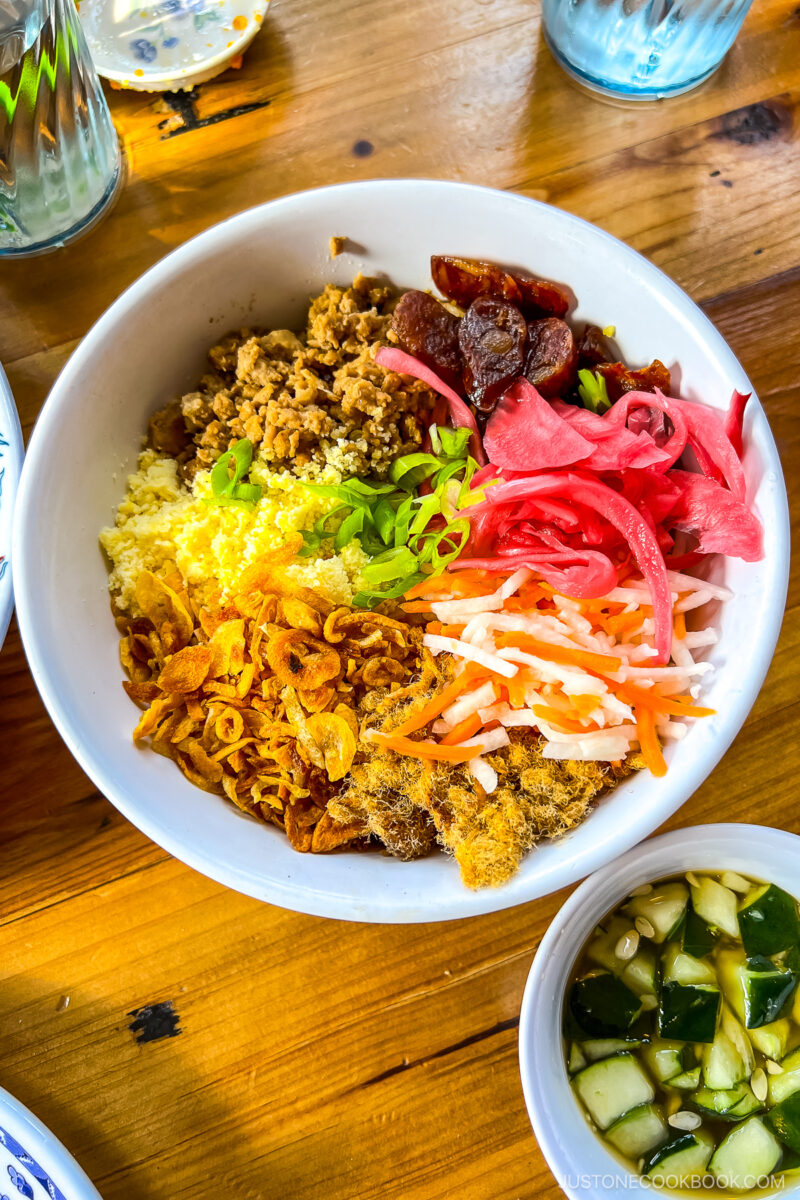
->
[[13, 181, 789, 922]]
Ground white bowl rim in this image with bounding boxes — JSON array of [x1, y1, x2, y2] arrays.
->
[[0, 363, 22, 651], [12, 180, 791, 922], [518, 822, 800, 1200]]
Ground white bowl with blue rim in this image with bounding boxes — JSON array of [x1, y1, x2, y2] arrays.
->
[[12, 180, 791, 922], [0, 364, 22, 652], [518, 823, 800, 1199], [0, 1085, 102, 1199], [79, 0, 270, 92]]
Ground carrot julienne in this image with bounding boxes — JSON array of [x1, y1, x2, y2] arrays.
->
[[440, 712, 485, 745], [403, 570, 499, 600], [391, 663, 490, 737], [597, 676, 715, 719], [634, 705, 667, 777], [369, 731, 483, 762], [382, 563, 719, 785], [531, 706, 600, 735], [494, 632, 622, 674]]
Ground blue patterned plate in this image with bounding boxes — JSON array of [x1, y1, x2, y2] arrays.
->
[[0, 365, 22, 653], [0, 1087, 102, 1200], [80, 0, 270, 92]]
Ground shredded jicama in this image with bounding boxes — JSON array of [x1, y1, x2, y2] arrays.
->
[[407, 566, 717, 790]]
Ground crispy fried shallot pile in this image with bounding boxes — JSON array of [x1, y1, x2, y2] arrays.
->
[[117, 537, 422, 854], [117, 540, 632, 887]]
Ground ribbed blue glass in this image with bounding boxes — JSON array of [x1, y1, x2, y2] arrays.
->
[[542, 0, 754, 100]]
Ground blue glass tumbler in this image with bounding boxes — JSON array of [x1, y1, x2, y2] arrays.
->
[[542, 0, 755, 101]]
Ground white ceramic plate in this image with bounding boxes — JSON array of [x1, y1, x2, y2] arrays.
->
[[0, 365, 22, 652], [0, 1085, 102, 1200], [519, 824, 800, 1199], [80, 0, 269, 92], [13, 181, 790, 923]]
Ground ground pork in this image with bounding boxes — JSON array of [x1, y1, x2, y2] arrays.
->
[[147, 275, 434, 481]]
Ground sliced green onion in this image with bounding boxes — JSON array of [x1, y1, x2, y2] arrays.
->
[[389, 452, 442, 490], [360, 546, 419, 585], [338, 478, 396, 497], [409, 494, 441, 538], [394, 494, 414, 549], [373, 497, 396, 545], [437, 425, 471, 459], [577, 369, 612, 415], [302, 482, 377, 510], [334, 507, 365, 552], [296, 430, 479, 603], [352, 572, 427, 609], [206, 438, 263, 508]]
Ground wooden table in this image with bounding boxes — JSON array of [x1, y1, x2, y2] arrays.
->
[[1, 2, 798, 1196]]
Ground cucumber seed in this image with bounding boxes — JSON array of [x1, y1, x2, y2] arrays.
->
[[634, 916, 656, 939], [614, 930, 640, 961]]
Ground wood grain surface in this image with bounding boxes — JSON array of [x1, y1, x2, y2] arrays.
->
[[1, 1, 798, 1196]]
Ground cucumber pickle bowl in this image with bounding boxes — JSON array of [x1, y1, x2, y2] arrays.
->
[[519, 824, 800, 1199], [12, 180, 790, 922]]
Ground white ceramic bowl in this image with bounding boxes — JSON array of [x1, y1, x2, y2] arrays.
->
[[0, 364, 23, 652], [13, 181, 790, 922], [0, 1083, 102, 1199], [519, 823, 800, 1199]]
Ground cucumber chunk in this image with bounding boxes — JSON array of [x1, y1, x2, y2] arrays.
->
[[583, 1038, 644, 1062], [642, 1040, 688, 1083], [568, 973, 642, 1039], [669, 1067, 702, 1089], [626, 882, 689, 944], [718, 950, 798, 1029], [739, 883, 800, 957], [662, 942, 717, 987], [693, 1083, 763, 1121], [741, 957, 797, 1028], [573, 1053, 655, 1130], [568, 1042, 587, 1074], [691, 876, 740, 938], [643, 1128, 715, 1183], [721, 1009, 756, 1076], [622, 947, 659, 998], [767, 1091, 800, 1154], [748, 1018, 790, 1061], [606, 1103, 669, 1159], [704, 1024, 748, 1090], [683, 904, 718, 959], [779, 1149, 800, 1176], [709, 1116, 782, 1189], [587, 917, 635, 973], [659, 982, 720, 1043], [768, 1049, 800, 1105]]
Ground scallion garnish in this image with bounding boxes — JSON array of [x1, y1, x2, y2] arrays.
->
[[204, 438, 263, 509], [577, 369, 612, 415], [298, 426, 486, 607]]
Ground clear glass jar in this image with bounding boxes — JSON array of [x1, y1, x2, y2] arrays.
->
[[0, 0, 122, 256], [542, 0, 755, 101]]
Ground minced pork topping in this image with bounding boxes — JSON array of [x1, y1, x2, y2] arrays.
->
[[147, 274, 434, 481]]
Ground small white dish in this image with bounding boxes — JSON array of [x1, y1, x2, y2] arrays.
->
[[518, 823, 800, 1200], [0, 364, 22, 652], [79, 0, 269, 92], [0, 1084, 102, 1199], [13, 181, 790, 923]]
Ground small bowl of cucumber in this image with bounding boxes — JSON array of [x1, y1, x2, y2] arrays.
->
[[519, 823, 800, 1197]]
